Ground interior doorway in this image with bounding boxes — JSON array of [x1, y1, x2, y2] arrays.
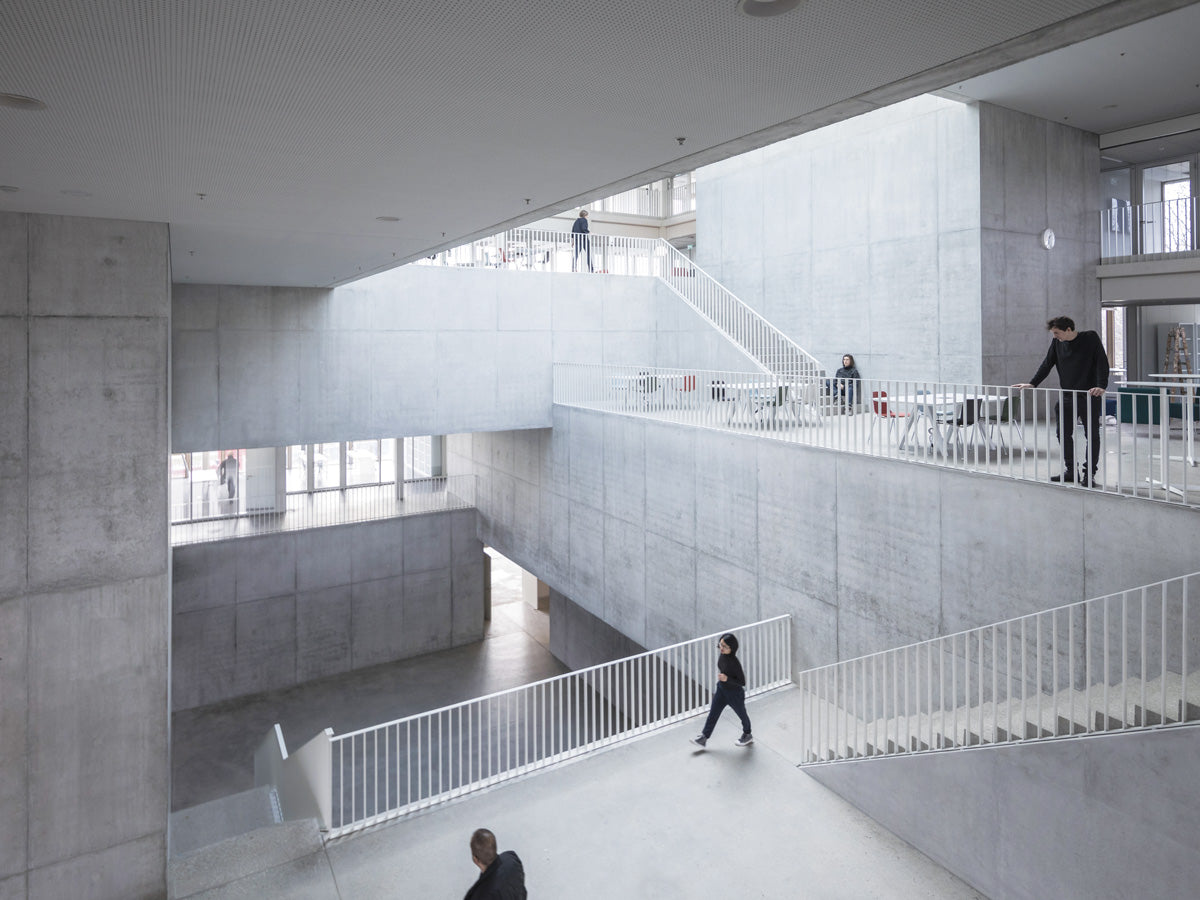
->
[[485, 546, 550, 650]]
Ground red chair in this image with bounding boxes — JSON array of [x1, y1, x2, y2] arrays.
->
[[869, 390, 908, 445]]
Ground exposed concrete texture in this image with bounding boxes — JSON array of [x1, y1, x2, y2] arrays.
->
[[172, 268, 752, 452], [2, 213, 171, 898], [450, 408, 1200, 675], [806, 726, 1200, 900], [696, 97, 1101, 389], [696, 95, 985, 384], [978, 103, 1101, 387], [549, 589, 645, 671], [171, 510, 486, 710]]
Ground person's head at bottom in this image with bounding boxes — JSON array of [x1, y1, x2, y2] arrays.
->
[[470, 828, 498, 872], [466, 828, 526, 899]]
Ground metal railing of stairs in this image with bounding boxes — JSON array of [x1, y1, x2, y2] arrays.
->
[[414, 228, 824, 380], [798, 571, 1198, 764]]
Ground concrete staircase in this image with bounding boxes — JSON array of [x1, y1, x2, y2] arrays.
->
[[168, 786, 323, 899], [802, 670, 1200, 763]]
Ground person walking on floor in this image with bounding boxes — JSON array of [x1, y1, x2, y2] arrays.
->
[[691, 632, 753, 748], [1013, 315, 1110, 487], [571, 209, 593, 272], [463, 828, 527, 900]]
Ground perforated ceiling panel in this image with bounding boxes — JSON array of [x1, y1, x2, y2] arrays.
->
[[0, 0, 1189, 285]]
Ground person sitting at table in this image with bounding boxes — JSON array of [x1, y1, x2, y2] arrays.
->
[[830, 354, 860, 413]]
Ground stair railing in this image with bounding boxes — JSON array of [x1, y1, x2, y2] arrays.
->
[[414, 228, 823, 379], [799, 571, 1198, 764], [317, 614, 791, 837]]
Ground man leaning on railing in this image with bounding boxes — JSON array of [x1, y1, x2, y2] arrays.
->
[[1013, 316, 1110, 487]]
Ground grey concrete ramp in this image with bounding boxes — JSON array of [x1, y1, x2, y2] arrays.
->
[[324, 689, 981, 899]]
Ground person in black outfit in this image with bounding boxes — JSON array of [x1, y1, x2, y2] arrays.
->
[[690, 633, 753, 748], [1014, 316, 1110, 486], [464, 828, 526, 900], [832, 353, 861, 412], [571, 209, 592, 272]]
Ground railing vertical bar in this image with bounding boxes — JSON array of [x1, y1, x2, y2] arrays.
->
[[1052, 611, 1059, 735], [1140, 587, 1147, 728], [1103, 599, 1110, 732], [1121, 593, 1128, 728], [1036, 614, 1043, 738]]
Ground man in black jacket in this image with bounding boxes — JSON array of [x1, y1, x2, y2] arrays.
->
[[1014, 316, 1110, 486], [571, 209, 592, 272], [464, 828, 527, 900]]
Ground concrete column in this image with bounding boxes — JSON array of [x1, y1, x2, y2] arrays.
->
[[0, 212, 171, 898]]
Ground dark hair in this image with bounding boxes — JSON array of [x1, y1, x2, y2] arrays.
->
[[720, 632, 739, 654], [1046, 316, 1075, 332], [470, 828, 498, 866], [841, 353, 856, 368]]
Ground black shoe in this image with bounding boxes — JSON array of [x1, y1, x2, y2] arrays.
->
[[1050, 473, 1075, 483]]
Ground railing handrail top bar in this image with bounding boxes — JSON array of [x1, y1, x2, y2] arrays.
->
[[800, 571, 1200, 677], [1123, 380, 1198, 388], [331, 614, 791, 741], [554, 363, 1136, 396]]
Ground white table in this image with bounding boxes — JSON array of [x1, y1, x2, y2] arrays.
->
[[1147, 373, 1200, 467], [891, 392, 1000, 454], [714, 381, 794, 428]]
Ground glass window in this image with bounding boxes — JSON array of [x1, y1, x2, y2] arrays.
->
[[314, 442, 342, 489], [1140, 161, 1192, 254], [346, 439, 380, 486], [380, 439, 397, 484], [406, 436, 433, 479], [285, 444, 309, 493]]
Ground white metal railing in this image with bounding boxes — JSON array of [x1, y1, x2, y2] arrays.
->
[[316, 615, 790, 837], [416, 229, 822, 378], [170, 475, 476, 546], [1100, 196, 1198, 260], [579, 176, 696, 218], [554, 364, 1200, 507], [656, 241, 822, 378], [798, 572, 1198, 764]]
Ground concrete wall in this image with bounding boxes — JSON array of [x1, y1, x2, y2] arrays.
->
[[979, 103, 1101, 387], [694, 97, 1103, 389], [695, 95, 983, 384], [171, 509, 484, 710], [549, 588, 645, 671], [0, 212, 171, 898], [172, 266, 753, 452], [805, 726, 1200, 900], [449, 410, 1200, 673]]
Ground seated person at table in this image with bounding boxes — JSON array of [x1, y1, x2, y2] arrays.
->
[[830, 354, 860, 412]]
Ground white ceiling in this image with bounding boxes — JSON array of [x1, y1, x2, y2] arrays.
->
[[943, 1, 1200, 163], [0, 0, 1196, 287]]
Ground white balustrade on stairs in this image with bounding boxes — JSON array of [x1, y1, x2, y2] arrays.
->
[[796, 572, 1199, 764]]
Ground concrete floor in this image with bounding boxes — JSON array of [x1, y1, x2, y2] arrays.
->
[[172, 551, 980, 897], [176, 690, 982, 899], [172, 549, 558, 811]]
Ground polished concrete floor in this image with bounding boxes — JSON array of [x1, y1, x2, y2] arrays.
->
[[175, 690, 982, 899], [172, 550, 560, 810]]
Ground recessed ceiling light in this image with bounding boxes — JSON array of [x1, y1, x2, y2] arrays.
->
[[376, 216, 400, 222], [61, 188, 91, 198], [737, 0, 805, 17], [0, 92, 47, 111], [0, 185, 18, 193]]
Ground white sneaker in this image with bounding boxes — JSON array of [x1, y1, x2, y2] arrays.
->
[[690, 734, 707, 748], [735, 733, 754, 747]]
